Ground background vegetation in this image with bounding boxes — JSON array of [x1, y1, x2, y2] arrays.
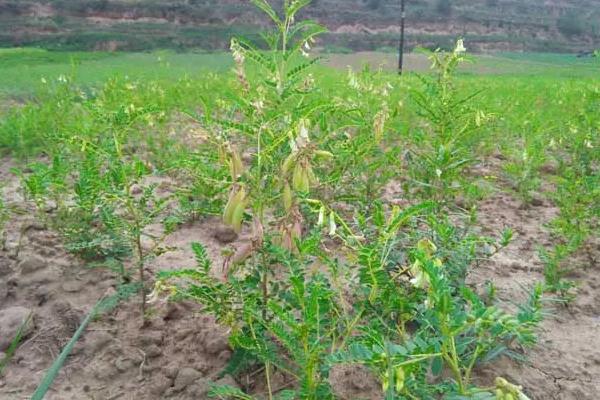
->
[[1, 0, 599, 52]]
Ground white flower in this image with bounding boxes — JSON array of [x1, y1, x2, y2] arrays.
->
[[328, 212, 336, 236], [298, 119, 310, 141], [454, 39, 466, 55], [409, 261, 429, 289], [347, 67, 360, 89], [317, 206, 325, 226], [289, 137, 298, 153], [230, 39, 245, 64], [253, 100, 264, 112]]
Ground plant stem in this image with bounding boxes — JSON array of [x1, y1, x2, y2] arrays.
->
[[136, 233, 145, 321], [441, 320, 466, 394], [464, 344, 481, 388], [265, 361, 274, 400]]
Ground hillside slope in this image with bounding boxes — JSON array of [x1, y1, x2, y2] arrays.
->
[[1, 0, 599, 52]]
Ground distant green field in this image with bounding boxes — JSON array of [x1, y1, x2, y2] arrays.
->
[[0, 47, 598, 97], [0, 48, 233, 97], [325, 51, 599, 78]]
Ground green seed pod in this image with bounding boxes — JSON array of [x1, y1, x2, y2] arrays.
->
[[495, 389, 504, 400], [301, 168, 311, 192], [394, 367, 405, 392], [231, 197, 247, 233], [223, 188, 239, 225], [381, 373, 389, 392], [282, 152, 296, 175], [314, 150, 334, 159], [283, 182, 293, 211], [292, 162, 303, 190], [218, 143, 227, 164], [306, 164, 317, 185], [223, 187, 245, 226], [293, 163, 309, 192], [229, 149, 244, 181]]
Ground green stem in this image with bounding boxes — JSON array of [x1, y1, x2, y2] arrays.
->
[[441, 319, 465, 394], [265, 361, 274, 400], [464, 344, 481, 388]]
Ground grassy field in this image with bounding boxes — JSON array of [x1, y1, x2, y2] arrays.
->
[[0, 48, 233, 97], [0, 8, 598, 399], [0, 47, 597, 97]]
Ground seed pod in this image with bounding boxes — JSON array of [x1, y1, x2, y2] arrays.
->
[[282, 152, 296, 175], [223, 186, 246, 226], [381, 374, 389, 392], [291, 220, 302, 242], [495, 389, 504, 400], [283, 182, 293, 211], [292, 162, 303, 190], [223, 187, 241, 225], [218, 143, 227, 164], [231, 197, 247, 233], [229, 149, 244, 181], [293, 162, 309, 192], [314, 150, 334, 159], [302, 167, 311, 191], [306, 164, 317, 185], [394, 367, 405, 392]]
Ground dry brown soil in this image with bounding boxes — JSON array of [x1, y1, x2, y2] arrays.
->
[[0, 153, 598, 400]]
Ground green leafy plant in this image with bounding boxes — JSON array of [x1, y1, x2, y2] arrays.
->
[[85, 103, 171, 318], [194, 0, 330, 255], [540, 88, 599, 297], [414, 248, 542, 396], [15, 84, 172, 318], [408, 40, 491, 204], [320, 65, 403, 213], [160, 237, 344, 400], [503, 128, 546, 204]]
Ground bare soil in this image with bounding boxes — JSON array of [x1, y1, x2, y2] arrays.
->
[[0, 153, 598, 400]]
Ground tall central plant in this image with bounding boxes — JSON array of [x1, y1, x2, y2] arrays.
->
[[208, 0, 329, 256]]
